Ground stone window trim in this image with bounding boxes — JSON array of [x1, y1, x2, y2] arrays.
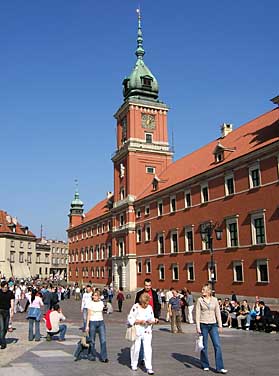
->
[[184, 190, 192, 208], [170, 195, 177, 213], [249, 163, 261, 189], [226, 216, 240, 248], [157, 199, 163, 216], [232, 260, 244, 283], [250, 209, 267, 246], [184, 225, 194, 252], [207, 261, 217, 282], [186, 262, 195, 281], [145, 259, 151, 274], [171, 263, 179, 281], [170, 229, 179, 253], [200, 183, 209, 204], [256, 259, 270, 283], [158, 264, 165, 280], [225, 173, 235, 196]]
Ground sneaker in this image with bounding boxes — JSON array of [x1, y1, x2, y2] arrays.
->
[[218, 369, 228, 374], [223, 323, 228, 327], [246, 327, 250, 331], [203, 368, 210, 371], [228, 325, 232, 328], [131, 367, 137, 371], [100, 359, 109, 363], [147, 371, 154, 375]]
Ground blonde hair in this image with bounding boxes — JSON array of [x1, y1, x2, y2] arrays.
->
[[139, 292, 150, 308], [202, 284, 212, 295]]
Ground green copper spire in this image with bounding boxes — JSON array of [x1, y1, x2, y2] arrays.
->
[[70, 179, 84, 214], [122, 10, 159, 101], [135, 8, 145, 60]]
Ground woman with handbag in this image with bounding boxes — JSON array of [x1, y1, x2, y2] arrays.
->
[[195, 284, 228, 374], [27, 290, 44, 341], [127, 292, 155, 374]]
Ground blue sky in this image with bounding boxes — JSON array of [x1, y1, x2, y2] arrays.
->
[[0, 0, 278, 240]]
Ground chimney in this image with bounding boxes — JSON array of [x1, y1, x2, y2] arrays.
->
[[221, 123, 233, 138]]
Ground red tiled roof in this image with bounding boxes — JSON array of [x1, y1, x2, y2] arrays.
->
[[0, 210, 36, 237], [83, 198, 110, 223], [137, 107, 279, 200]]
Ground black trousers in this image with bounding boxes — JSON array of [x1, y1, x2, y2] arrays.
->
[[118, 300, 123, 312], [0, 309, 10, 346]]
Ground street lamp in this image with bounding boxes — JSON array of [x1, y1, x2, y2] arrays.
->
[[200, 222, 223, 296]]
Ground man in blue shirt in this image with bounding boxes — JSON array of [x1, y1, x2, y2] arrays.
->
[[168, 289, 183, 333]]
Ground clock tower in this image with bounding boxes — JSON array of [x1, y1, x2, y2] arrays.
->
[[112, 10, 173, 203]]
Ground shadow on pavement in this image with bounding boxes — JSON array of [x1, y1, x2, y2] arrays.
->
[[117, 347, 131, 368], [172, 352, 201, 369]]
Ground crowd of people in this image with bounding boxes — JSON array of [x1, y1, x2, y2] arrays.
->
[[0, 276, 277, 374]]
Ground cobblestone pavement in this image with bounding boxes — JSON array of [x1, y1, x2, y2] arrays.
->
[[1, 297, 278, 375]]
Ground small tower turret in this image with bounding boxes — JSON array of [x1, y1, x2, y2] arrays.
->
[[69, 180, 84, 228]]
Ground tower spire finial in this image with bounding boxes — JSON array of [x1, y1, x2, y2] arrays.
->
[[136, 8, 145, 60]]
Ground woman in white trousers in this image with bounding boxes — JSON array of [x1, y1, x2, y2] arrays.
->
[[127, 292, 155, 374]]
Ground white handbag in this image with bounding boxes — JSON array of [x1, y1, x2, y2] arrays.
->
[[195, 335, 204, 352], [125, 325, 136, 342]]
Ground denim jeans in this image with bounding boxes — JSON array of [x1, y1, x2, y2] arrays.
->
[[0, 309, 10, 346], [200, 323, 225, 371], [58, 324, 67, 340], [88, 320, 108, 361], [28, 318, 40, 341]]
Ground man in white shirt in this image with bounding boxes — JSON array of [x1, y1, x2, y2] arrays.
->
[[81, 285, 92, 331], [46, 304, 67, 341], [165, 288, 174, 322]]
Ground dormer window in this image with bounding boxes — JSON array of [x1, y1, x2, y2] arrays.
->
[[141, 76, 152, 88], [215, 152, 224, 163]]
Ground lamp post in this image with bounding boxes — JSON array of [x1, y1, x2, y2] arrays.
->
[[200, 222, 223, 296]]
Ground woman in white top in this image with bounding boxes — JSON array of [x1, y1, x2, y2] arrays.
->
[[86, 290, 108, 362], [127, 292, 155, 374], [196, 284, 227, 374], [27, 290, 44, 341]]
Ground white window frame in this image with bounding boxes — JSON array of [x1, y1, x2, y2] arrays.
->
[[145, 205, 150, 216], [207, 261, 217, 282], [119, 214, 125, 227], [172, 264, 179, 281], [226, 216, 239, 248], [137, 260, 142, 274], [145, 133, 153, 143], [256, 259, 269, 283], [146, 259, 151, 274], [250, 210, 266, 245], [187, 262, 195, 281], [201, 183, 209, 203], [170, 229, 179, 253], [184, 225, 194, 252], [136, 209, 141, 218], [107, 243, 112, 258], [118, 239, 125, 257], [249, 163, 261, 188], [146, 166, 155, 174], [120, 187, 125, 200], [145, 224, 151, 242], [225, 174, 235, 196], [184, 190, 191, 208], [157, 233, 165, 254], [136, 227, 142, 243], [233, 260, 244, 282], [158, 264, 165, 280], [170, 195, 176, 213], [157, 200, 163, 216]]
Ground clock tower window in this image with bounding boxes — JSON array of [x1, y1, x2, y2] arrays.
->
[[145, 133, 153, 144]]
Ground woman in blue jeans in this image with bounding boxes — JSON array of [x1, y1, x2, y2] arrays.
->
[[86, 290, 108, 362], [196, 284, 228, 374]]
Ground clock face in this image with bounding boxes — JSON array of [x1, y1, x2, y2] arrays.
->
[[142, 113, 156, 130]]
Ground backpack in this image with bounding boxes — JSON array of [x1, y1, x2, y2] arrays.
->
[[44, 309, 52, 331]]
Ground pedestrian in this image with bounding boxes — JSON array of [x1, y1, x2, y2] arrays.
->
[[81, 285, 92, 331], [135, 278, 160, 366], [85, 290, 109, 363], [185, 289, 195, 324], [0, 281, 14, 349], [195, 284, 228, 374], [46, 304, 67, 341], [168, 289, 183, 333], [27, 290, 44, 341], [116, 287, 125, 312], [128, 292, 155, 374], [165, 287, 174, 322]]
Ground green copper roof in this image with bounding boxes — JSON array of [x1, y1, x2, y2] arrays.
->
[[71, 181, 83, 209], [123, 10, 159, 101]]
